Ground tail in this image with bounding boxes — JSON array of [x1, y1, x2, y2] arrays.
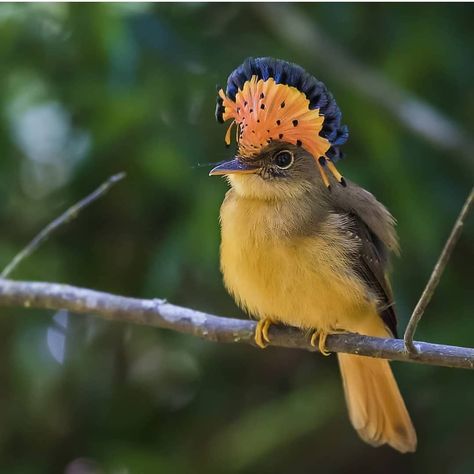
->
[[337, 353, 417, 453]]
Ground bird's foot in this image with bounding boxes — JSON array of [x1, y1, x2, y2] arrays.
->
[[255, 318, 273, 349], [310, 329, 331, 356]]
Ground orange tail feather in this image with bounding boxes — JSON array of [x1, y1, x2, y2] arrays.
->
[[337, 353, 417, 453]]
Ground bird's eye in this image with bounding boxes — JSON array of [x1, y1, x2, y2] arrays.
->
[[274, 150, 294, 169]]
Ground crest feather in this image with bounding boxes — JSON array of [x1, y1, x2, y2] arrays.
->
[[216, 57, 349, 164]]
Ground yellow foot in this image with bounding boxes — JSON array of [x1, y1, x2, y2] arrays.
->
[[255, 319, 273, 349], [310, 329, 331, 356]]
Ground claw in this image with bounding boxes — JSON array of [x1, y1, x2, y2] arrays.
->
[[255, 319, 273, 348], [310, 329, 331, 356]]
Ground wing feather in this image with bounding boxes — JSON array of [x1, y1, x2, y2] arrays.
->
[[330, 180, 399, 337]]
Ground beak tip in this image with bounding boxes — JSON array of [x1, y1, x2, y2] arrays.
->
[[209, 168, 222, 177]]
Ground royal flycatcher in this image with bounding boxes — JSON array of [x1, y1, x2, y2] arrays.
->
[[210, 57, 416, 453]]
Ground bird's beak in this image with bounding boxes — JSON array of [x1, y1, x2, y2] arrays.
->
[[209, 158, 261, 176]]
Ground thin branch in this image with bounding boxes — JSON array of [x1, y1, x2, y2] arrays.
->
[[255, 4, 474, 166], [404, 187, 473, 353], [1, 172, 126, 279], [0, 279, 472, 369], [0, 155, 470, 372]]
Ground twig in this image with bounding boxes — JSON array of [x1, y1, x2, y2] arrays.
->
[[0, 161, 470, 370], [255, 4, 474, 166], [0, 172, 126, 279], [0, 279, 472, 369], [404, 187, 473, 353]]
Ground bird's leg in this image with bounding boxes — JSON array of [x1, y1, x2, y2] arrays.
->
[[255, 318, 274, 348], [310, 329, 331, 356]]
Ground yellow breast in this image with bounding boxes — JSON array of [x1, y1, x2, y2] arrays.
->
[[219, 190, 387, 337]]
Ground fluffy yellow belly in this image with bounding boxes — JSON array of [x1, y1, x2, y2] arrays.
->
[[220, 195, 387, 337]]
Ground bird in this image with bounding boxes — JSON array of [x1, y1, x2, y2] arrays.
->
[[209, 57, 417, 453]]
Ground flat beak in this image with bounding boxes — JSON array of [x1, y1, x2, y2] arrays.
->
[[209, 158, 261, 176]]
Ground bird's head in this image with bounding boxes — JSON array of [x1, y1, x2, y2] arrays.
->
[[210, 57, 349, 200], [210, 142, 325, 200]]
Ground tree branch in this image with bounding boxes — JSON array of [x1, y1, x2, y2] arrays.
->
[[0, 171, 471, 371], [404, 187, 473, 352], [0, 172, 126, 279], [0, 279, 472, 369]]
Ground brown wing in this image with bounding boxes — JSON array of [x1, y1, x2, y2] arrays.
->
[[346, 212, 398, 337], [330, 180, 399, 337]]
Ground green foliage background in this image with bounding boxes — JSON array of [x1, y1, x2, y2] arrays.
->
[[0, 3, 472, 473]]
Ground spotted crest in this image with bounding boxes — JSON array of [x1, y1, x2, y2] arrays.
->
[[216, 57, 349, 188]]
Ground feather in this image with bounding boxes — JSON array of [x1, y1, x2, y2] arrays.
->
[[217, 57, 349, 159], [338, 353, 417, 453]]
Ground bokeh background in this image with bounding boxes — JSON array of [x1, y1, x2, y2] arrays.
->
[[0, 3, 472, 473]]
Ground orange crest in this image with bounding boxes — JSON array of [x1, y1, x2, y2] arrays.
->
[[216, 58, 349, 188], [218, 76, 331, 160]]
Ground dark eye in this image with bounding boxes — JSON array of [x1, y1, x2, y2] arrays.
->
[[274, 150, 294, 169]]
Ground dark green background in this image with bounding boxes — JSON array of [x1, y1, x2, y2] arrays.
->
[[0, 3, 472, 473]]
